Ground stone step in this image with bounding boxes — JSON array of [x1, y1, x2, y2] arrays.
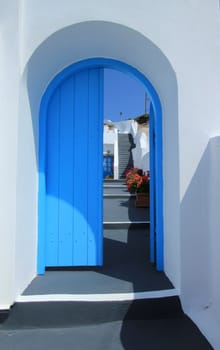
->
[[104, 179, 125, 184], [103, 222, 149, 229], [0, 305, 213, 350], [104, 196, 149, 222], [0, 297, 183, 329]]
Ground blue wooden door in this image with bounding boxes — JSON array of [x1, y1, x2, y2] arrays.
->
[[103, 155, 113, 178], [149, 103, 164, 270], [43, 68, 103, 268]]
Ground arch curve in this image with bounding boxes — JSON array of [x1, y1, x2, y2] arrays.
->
[[38, 57, 163, 272], [17, 20, 179, 285]]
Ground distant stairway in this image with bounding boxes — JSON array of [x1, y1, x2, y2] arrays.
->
[[118, 133, 135, 178]]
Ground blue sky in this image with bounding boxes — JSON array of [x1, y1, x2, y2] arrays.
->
[[104, 69, 147, 122]]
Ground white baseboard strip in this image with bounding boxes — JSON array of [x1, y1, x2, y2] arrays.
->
[[16, 289, 179, 303]]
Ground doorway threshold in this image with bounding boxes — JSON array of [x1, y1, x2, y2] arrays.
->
[[17, 289, 179, 303]]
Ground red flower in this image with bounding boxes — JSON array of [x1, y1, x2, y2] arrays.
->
[[125, 168, 150, 193]]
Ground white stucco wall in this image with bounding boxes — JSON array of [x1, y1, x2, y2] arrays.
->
[[209, 137, 220, 328], [0, 1, 20, 308], [184, 136, 220, 348], [113, 119, 150, 171], [0, 1, 220, 347], [132, 126, 149, 171], [15, 71, 38, 298], [103, 126, 117, 150]]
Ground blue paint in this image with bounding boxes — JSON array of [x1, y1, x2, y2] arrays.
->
[[38, 66, 103, 272], [87, 68, 104, 265], [37, 90, 48, 274], [103, 155, 114, 178], [154, 101, 164, 271], [149, 101, 164, 270], [38, 58, 163, 273], [46, 88, 60, 266], [58, 77, 75, 265], [73, 70, 89, 265], [149, 104, 155, 264]]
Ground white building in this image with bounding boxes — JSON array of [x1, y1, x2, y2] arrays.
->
[[0, 1, 220, 347], [103, 119, 149, 179]]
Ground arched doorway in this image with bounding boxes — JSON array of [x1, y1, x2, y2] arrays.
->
[[37, 58, 163, 274]]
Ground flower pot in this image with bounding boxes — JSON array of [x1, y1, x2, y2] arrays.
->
[[135, 192, 150, 208]]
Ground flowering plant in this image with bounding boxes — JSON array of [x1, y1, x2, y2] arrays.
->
[[126, 168, 150, 193]]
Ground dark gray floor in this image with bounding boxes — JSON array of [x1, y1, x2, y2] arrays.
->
[[104, 197, 149, 222], [0, 298, 213, 349], [0, 319, 213, 350], [23, 226, 173, 295], [0, 180, 213, 349], [0, 323, 124, 350], [0, 317, 213, 350]]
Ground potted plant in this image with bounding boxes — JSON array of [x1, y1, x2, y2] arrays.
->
[[126, 168, 150, 207], [125, 168, 143, 193]]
